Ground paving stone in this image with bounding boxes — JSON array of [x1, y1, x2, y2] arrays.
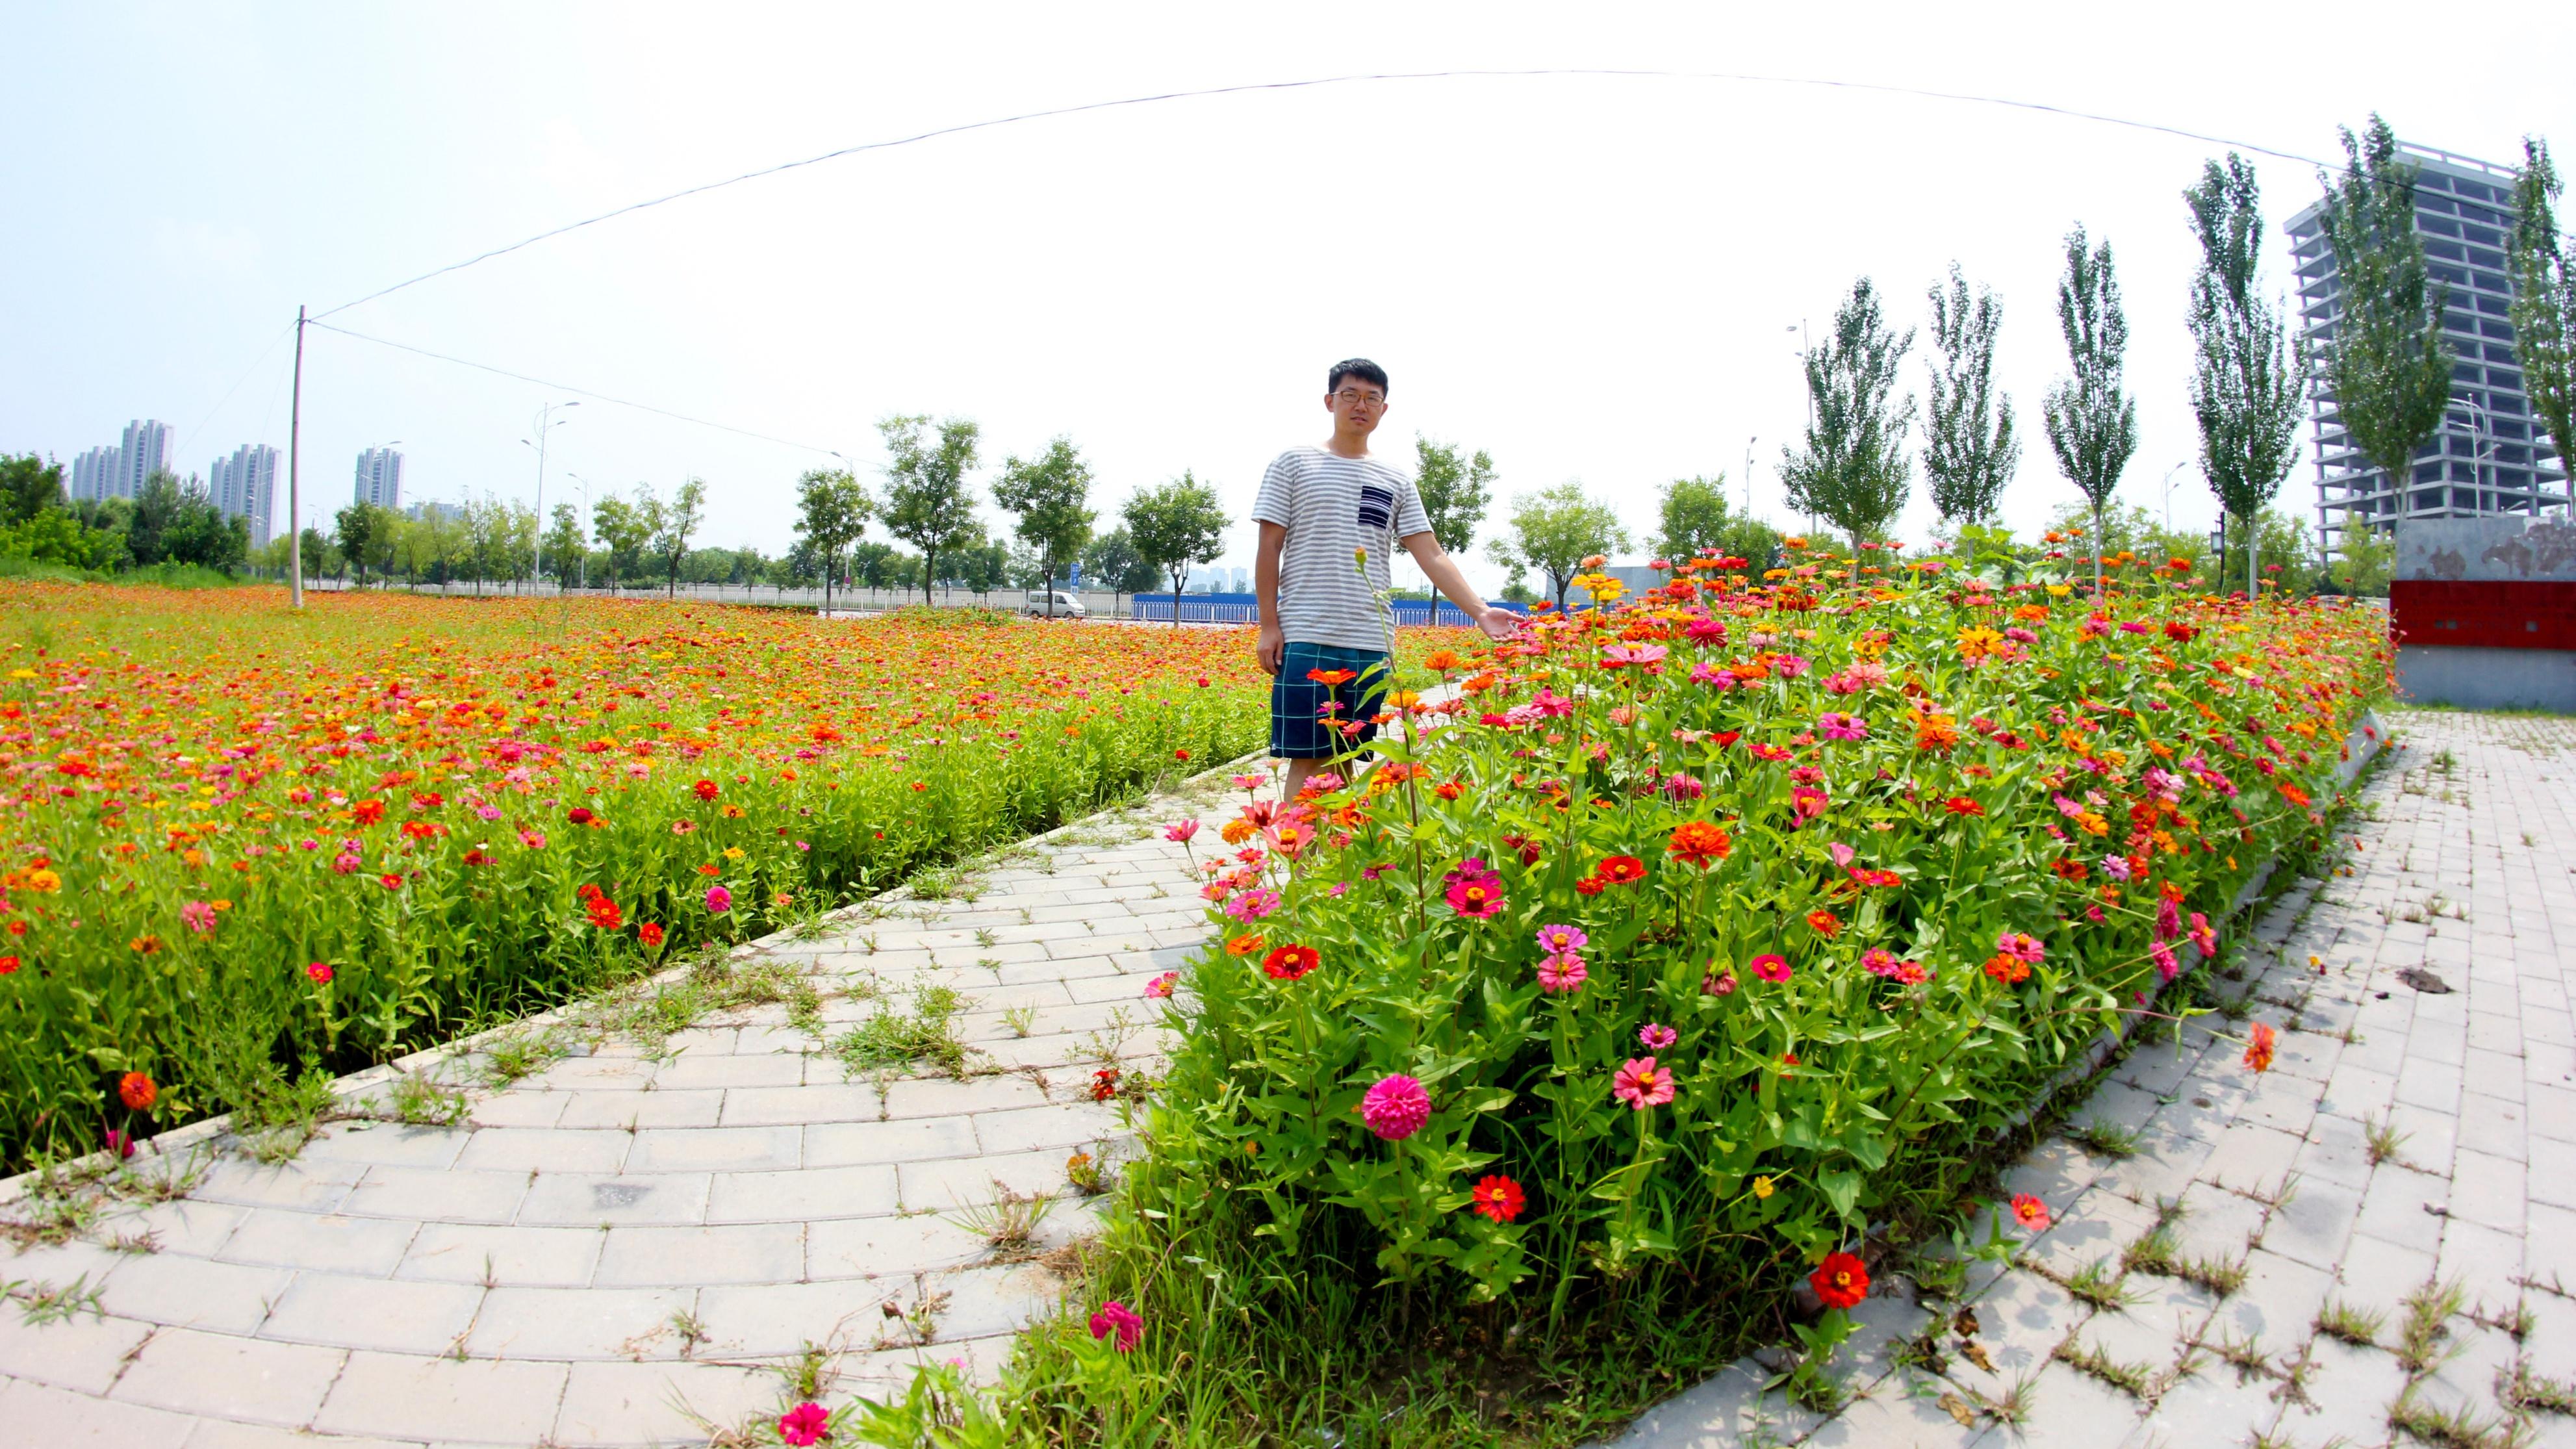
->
[[465, 1285, 696, 1361], [218, 1209, 418, 1275], [705, 1163, 900, 1224], [0, 1376, 198, 1449], [550, 1360, 783, 1448], [652, 1053, 806, 1090], [623, 1123, 805, 1174], [296, 1123, 471, 1170], [96, 1253, 295, 1335], [518, 1172, 713, 1226], [257, 1271, 484, 1355], [466, 1089, 569, 1129], [593, 1223, 805, 1287], [1794, 1377, 1989, 1448], [2334, 1234, 2441, 1320], [2434, 1216, 2523, 1290], [2018, 1186, 2159, 1282], [557, 1087, 727, 1130], [111, 1326, 346, 1426], [188, 1158, 363, 1214], [2197, 1122, 2306, 1202], [2351, 1164, 2451, 1257], [181, 1421, 427, 1449], [0, 1309, 154, 1393], [453, 1126, 633, 1173], [1990, 1361, 2145, 1445], [804, 1115, 980, 1167], [806, 1212, 989, 1279], [692, 1279, 898, 1357], [719, 1084, 882, 1127], [897, 1146, 1075, 1210], [311, 1352, 569, 1443], [1960, 1268, 2089, 1385], [342, 1164, 531, 1225], [397, 1220, 605, 1287]]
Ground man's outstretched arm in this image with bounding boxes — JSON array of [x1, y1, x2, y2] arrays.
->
[[1400, 532, 1518, 641]]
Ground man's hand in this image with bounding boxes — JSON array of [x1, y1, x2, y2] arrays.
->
[[1256, 622, 1286, 675], [1472, 606, 1520, 643]]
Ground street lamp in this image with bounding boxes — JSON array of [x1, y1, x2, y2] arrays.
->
[[2160, 461, 2192, 532], [525, 400, 580, 591], [1741, 435, 1757, 524], [563, 472, 595, 589]]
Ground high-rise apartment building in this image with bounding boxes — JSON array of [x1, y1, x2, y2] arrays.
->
[[210, 444, 279, 548], [353, 448, 404, 510], [66, 419, 175, 503], [2288, 144, 2570, 538]]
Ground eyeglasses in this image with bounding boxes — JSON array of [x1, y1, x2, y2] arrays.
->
[[1332, 390, 1388, 409]]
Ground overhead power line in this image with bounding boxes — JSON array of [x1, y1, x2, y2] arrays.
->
[[303, 320, 842, 456], [315, 66, 2336, 320]]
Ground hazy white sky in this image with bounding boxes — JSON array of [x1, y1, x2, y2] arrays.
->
[[6, 3, 2569, 591]]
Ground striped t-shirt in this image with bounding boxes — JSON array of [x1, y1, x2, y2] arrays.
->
[[1253, 446, 1432, 651]]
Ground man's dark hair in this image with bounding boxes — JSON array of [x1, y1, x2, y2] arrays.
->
[[1327, 358, 1389, 395]]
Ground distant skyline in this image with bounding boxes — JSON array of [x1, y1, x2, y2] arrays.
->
[[6, 4, 2570, 592]]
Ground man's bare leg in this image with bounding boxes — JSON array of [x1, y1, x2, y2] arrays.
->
[[1280, 756, 1322, 801]]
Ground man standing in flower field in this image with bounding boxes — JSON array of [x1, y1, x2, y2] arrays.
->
[[1254, 357, 1517, 797]]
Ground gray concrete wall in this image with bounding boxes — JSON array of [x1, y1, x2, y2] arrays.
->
[[2396, 516, 2576, 581], [2397, 644, 2576, 713]]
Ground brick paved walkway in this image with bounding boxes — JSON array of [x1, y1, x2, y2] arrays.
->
[[7, 711, 2573, 1448], [1618, 708, 2576, 1449], [0, 781, 1223, 1447]]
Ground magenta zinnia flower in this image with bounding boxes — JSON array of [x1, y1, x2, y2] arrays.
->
[[1442, 858, 1505, 919], [1088, 1299, 1144, 1352], [1638, 1022, 1677, 1050], [1536, 954, 1588, 993], [1816, 712, 1868, 741], [1750, 953, 1792, 983], [778, 1402, 830, 1446], [180, 900, 217, 936], [1164, 818, 1200, 843], [1535, 923, 1588, 956], [1612, 1056, 1677, 1110], [705, 884, 732, 914], [1360, 1074, 1432, 1140]]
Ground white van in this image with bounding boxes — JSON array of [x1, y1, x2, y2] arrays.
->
[[1023, 591, 1088, 619]]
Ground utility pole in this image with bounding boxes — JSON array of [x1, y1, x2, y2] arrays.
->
[[1741, 435, 1757, 523], [288, 305, 306, 609], [524, 401, 579, 593]]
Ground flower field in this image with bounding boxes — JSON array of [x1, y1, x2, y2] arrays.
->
[[1054, 546, 2389, 1433], [0, 586, 1272, 1171]]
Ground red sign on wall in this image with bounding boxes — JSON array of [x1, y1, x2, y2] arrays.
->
[[2389, 580, 2576, 651]]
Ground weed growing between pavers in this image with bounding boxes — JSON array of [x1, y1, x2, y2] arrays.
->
[[789, 555, 2391, 1446], [834, 984, 972, 1077]]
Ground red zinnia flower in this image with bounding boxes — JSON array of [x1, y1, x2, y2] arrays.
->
[[1262, 944, 1320, 981], [305, 960, 333, 984], [118, 1071, 157, 1110], [1091, 1067, 1121, 1101], [2243, 1021, 2276, 1073], [693, 779, 719, 801], [567, 806, 594, 825], [585, 896, 624, 930], [2011, 1194, 2052, 1232], [1595, 856, 1647, 886], [1469, 1175, 1526, 1223], [1805, 910, 1841, 939], [351, 800, 385, 825], [639, 923, 665, 948], [1810, 1250, 1870, 1309], [1943, 796, 1984, 816]]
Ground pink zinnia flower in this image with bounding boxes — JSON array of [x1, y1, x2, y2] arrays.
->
[[705, 884, 732, 914], [2100, 853, 2132, 881], [1442, 859, 1505, 919], [180, 900, 217, 936], [1689, 663, 1739, 689], [1144, 971, 1178, 998], [1996, 931, 2045, 965], [2155, 897, 2182, 942], [1360, 1074, 1432, 1140], [1164, 818, 1200, 843], [1816, 712, 1868, 741], [1537, 955, 1589, 994], [1612, 1056, 1676, 1110], [1535, 923, 1588, 956], [1790, 786, 1830, 821], [305, 961, 333, 985], [1225, 888, 1281, 922], [518, 829, 546, 850], [1750, 954, 1792, 984], [1230, 773, 1267, 791], [778, 1402, 830, 1446], [1639, 1022, 1677, 1050], [1088, 1299, 1143, 1352], [2189, 912, 2217, 955], [2151, 940, 2180, 982]]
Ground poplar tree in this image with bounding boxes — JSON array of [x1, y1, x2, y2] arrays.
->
[[878, 415, 984, 606], [1779, 277, 1916, 543], [2186, 155, 2307, 596], [2508, 137, 2575, 515], [991, 436, 1097, 617], [1923, 264, 2020, 525], [2314, 116, 2453, 522], [2043, 226, 2139, 596], [1412, 436, 1495, 555]]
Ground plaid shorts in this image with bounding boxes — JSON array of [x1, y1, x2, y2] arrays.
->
[[1271, 641, 1391, 760]]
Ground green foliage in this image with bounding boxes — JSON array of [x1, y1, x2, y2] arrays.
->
[[2315, 116, 2456, 496], [1413, 436, 1496, 555], [1781, 277, 1917, 541], [1653, 476, 1781, 570], [334, 501, 397, 587], [1487, 480, 1629, 610], [992, 437, 1097, 612], [0, 507, 120, 570], [878, 414, 985, 607], [2331, 517, 2393, 596], [541, 502, 586, 585], [1082, 526, 1160, 602], [2509, 137, 2575, 506], [1924, 265, 2021, 524], [2187, 155, 2308, 598], [794, 467, 874, 611], [0, 455, 66, 526], [2043, 225, 2141, 593], [651, 478, 708, 597], [1123, 472, 1231, 617]]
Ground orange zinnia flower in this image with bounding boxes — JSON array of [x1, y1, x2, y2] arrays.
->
[[2243, 1021, 2276, 1073], [1668, 821, 1733, 869]]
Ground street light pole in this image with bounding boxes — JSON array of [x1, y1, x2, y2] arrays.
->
[[526, 401, 579, 593], [1741, 435, 1757, 525], [288, 305, 306, 608]]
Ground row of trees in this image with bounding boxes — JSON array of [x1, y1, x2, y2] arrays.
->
[[1756, 118, 2573, 596], [0, 459, 250, 574]]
